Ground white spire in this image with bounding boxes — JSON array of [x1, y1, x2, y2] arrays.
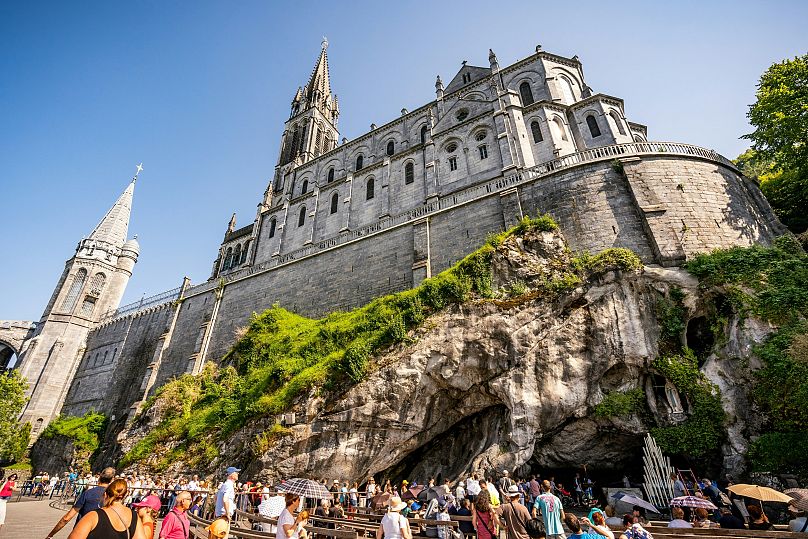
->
[[88, 176, 136, 247]]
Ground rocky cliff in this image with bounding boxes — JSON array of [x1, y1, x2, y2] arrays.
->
[[104, 221, 802, 483]]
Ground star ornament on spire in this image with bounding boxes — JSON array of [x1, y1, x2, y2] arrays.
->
[[134, 162, 144, 179]]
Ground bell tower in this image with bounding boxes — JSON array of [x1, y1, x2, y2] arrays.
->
[[17, 167, 141, 439], [268, 39, 340, 204]]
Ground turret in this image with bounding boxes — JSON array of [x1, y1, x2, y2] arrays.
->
[[489, 48, 499, 73]]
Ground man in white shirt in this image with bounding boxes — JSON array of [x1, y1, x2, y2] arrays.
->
[[215, 466, 240, 521], [465, 475, 481, 502]]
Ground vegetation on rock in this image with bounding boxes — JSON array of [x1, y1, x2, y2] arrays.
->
[[41, 412, 107, 472], [121, 214, 644, 469], [0, 369, 30, 464], [686, 236, 808, 476], [593, 388, 645, 418]]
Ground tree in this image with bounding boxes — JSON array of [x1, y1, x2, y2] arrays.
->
[[741, 55, 808, 233], [744, 55, 808, 174], [0, 370, 31, 463]]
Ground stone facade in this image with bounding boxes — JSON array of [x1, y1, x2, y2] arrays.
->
[[11, 43, 785, 438]]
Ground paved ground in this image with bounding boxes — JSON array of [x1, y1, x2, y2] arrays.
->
[[3, 497, 72, 538]]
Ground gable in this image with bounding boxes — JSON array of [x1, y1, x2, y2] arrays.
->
[[444, 64, 491, 94]]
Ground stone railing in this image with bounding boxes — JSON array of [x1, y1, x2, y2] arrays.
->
[[98, 285, 183, 323], [182, 141, 733, 297]]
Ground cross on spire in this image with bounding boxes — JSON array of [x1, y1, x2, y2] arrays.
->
[[134, 162, 144, 179]]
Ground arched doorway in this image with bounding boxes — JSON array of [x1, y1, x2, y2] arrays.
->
[[0, 340, 20, 370]]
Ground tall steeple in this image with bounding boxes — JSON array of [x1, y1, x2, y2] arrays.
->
[[274, 40, 341, 183], [88, 179, 135, 247], [17, 164, 142, 439]]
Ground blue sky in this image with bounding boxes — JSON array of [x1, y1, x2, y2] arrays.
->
[[1, 0, 806, 321]]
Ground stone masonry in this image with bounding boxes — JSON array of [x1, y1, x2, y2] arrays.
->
[[8, 42, 785, 439]]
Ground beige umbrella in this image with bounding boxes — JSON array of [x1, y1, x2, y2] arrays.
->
[[727, 484, 794, 503]]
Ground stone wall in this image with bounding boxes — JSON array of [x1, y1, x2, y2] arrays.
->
[[59, 152, 785, 431]]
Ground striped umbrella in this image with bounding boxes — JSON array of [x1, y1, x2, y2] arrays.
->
[[282, 478, 333, 500], [670, 496, 718, 510], [785, 489, 808, 512]]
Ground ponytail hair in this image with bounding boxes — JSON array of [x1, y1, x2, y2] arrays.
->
[[104, 478, 128, 507]]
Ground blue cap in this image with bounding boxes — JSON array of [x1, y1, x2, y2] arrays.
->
[[226, 466, 241, 475]]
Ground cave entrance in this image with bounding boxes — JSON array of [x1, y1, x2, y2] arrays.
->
[[377, 405, 508, 484], [686, 316, 713, 363]]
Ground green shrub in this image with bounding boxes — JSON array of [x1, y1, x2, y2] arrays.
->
[[748, 431, 808, 476], [656, 287, 687, 353], [41, 412, 108, 471], [651, 351, 726, 457], [593, 388, 645, 418]]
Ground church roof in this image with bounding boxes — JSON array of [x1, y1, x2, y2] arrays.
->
[[88, 179, 135, 247], [444, 64, 491, 94]]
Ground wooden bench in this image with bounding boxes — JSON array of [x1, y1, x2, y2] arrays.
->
[[639, 525, 808, 539], [191, 511, 359, 539]]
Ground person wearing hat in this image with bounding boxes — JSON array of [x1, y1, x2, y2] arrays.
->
[[133, 495, 161, 539], [215, 467, 240, 521], [376, 497, 412, 539], [498, 485, 532, 539]]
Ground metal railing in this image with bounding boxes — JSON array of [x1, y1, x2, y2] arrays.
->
[[99, 285, 184, 323], [180, 141, 733, 297]]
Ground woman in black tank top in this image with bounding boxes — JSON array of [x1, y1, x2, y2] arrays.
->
[[68, 479, 145, 539]]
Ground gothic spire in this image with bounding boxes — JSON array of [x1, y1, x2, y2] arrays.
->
[[88, 174, 136, 247], [304, 38, 333, 107]]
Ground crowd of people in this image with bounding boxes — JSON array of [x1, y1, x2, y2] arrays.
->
[[0, 464, 806, 539]]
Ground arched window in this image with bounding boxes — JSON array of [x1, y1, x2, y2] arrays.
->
[[103, 351, 108, 364], [551, 117, 568, 141], [233, 244, 242, 267], [530, 121, 543, 143], [610, 110, 627, 135], [633, 134, 645, 143], [420, 125, 428, 144], [301, 180, 308, 195], [89, 272, 106, 296], [386, 141, 395, 156], [586, 115, 602, 138], [519, 82, 534, 106], [223, 247, 233, 270], [559, 75, 575, 104], [61, 268, 87, 312], [298, 206, 306, 227], [355, 154, 364, 171], [404, 162, 414, 185], [327, 167, 335, 183], [241, 241, 250, 264], [366, 178, 375, 200], [268, 218, 277, 238], [330, 192, 339, 214]]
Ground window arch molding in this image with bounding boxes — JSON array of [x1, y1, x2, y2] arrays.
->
[[440, 137, 463, 154], [552, 68, 578, 104], [633, 134, 646, 143], [608, 109, 627, 135], [550, 115, 569, 142]]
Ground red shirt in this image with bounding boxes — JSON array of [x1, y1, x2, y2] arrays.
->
[[159, 508, 190, 539]]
